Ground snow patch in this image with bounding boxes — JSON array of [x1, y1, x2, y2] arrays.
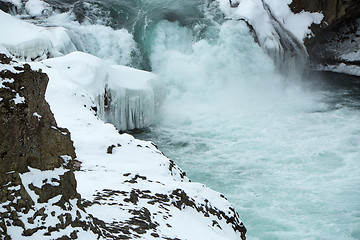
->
[[25, 0, 52, 17], [217, 0, 323, 54], [318, 63, 360, 77], [263, 0, 323, 42], [20, 167, 68, 189], [13, 92, 25, 104], [33, 112, 42, 121]]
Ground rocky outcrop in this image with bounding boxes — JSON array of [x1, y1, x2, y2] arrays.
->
[[0, 1, 17, 14], [290, 0, 360, 74], [0, 53, 98, 239]]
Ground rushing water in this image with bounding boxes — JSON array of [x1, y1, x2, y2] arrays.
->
[[38, 0, 360, 239]]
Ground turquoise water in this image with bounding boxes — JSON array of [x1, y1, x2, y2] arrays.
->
[[43, 1, 360, 239]]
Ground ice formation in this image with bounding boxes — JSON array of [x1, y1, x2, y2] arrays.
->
[[40, 51, 165, 130], [217, 0, 323, 58], [0, 10, 76, 61]]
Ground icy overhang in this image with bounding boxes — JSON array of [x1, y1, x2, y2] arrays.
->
[[41, 51, 166, 130]]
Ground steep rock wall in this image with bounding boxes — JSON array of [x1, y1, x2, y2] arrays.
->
[[0, 53, 98, 239], [290, 0, 360, 74]]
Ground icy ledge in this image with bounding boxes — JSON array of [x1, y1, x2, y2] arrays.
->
[[26, 53, 246, 239], [0, 10, 76, 61], [39, 51, 166, 130]]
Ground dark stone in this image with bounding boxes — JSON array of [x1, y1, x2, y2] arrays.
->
[[107, 145, 116, 154], [0, 55, 102, 238], [290, 0, 360, 71]]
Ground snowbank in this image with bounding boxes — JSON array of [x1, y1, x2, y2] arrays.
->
[[40, 51, 166, 130], [0, 9, 76, 61]]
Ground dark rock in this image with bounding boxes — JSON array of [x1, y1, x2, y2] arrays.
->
[[290, 0, 360, 72], [107, 145, 116, 154], [0, 1, 17, 14], [0, 54, 101, 238]]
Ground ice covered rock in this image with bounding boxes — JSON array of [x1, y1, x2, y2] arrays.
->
[[217, 0, 322, 73], [39, 51, 166, 130], [290, 0, 360, 76], [218, 0, 283, 56], [24, 0, 52, 17], [0, 9, 76, 61]]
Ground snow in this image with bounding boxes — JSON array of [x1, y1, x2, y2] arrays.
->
[[341, 49, 360, 62], [20, 167, 68, 195], [33, 112, 42, 121], [46, 11, 139, 66], [0, 78, 14, 89], [0, 43, 11, 57], [13, 92, 25, 104], [25, 0, 52, 17], [218, 0, 281, 53], [264, 0, 323, 42], [40, 51, 166, 130], [217, 0, 323, 53], [318, 63, 360, 77], [0, 10, 76, 61]]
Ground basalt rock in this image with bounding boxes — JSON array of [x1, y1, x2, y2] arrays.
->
[[0, 1, 17, 14], [290, 0, 360, 73], [0, 54, 100, 239]]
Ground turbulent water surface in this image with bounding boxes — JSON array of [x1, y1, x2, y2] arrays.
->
[[38, 0, 360, 239]]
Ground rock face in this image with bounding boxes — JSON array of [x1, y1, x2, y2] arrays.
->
[[0, 53, 98, 239], [290, 0, 357, 25], [290, 0, 360, 74]]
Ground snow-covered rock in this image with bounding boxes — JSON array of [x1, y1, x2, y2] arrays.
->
[[14, 51, 247, 240], [0, 53, 100, 239], [0, 9, 76, 61], [216, 0, 322, 68], [290, 0, 360, 76], [24, 0, 52, 17], [39, 51, 166, 130]]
